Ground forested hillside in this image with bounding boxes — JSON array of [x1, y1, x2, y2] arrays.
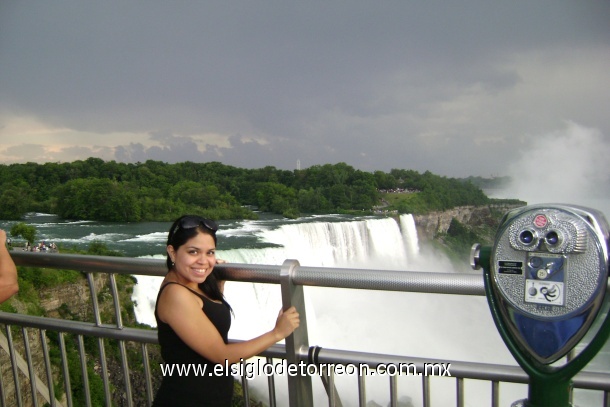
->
[[0, 158, 498, 221]]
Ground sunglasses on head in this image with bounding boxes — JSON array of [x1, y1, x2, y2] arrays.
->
[[169, 215, 218, 239]]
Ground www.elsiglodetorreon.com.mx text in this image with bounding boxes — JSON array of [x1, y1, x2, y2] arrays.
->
[[160, 359, 452, 380]]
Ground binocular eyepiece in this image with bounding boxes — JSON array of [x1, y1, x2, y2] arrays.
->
[[510, 211, 587, 254]]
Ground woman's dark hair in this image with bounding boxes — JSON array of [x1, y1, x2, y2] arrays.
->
[[166, 215, 231, 311]]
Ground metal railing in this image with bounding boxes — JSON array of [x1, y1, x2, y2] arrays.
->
[[0, 251, 608, 407]]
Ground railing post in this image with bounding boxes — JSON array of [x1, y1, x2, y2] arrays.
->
[[279, 259, 313, 407], [21, 327, 38, 407], [5, 325, 23, 407]]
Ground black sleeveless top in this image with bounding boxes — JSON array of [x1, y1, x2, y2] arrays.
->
[[153, 282, 233, 407]]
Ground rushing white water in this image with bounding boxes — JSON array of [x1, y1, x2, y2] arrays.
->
[[133, 215, 422, 324], [400, 214, 420, 259], [217, 215, 418, 269]]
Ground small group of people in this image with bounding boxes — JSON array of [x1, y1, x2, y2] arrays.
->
[[24, 241, 58, 252]]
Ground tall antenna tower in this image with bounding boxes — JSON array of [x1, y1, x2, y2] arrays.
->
[[296, 159, 301, 170]]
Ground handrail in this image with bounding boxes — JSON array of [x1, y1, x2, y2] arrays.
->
[[2, 251, 609, 407], [11, 251, 610, 295], [11, 251, 485, 295]]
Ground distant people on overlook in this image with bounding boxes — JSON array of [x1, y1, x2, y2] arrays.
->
[[377, 188, 420, 194], [22, 241, 58, 252]]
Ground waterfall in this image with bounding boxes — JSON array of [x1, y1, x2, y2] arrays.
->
[[221, 214, 416, 268], [133, 214, 421, 326], [400, 213, 420, 258]]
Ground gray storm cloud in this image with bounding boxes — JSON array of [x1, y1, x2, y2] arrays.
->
[[1, 1, 609, 176]]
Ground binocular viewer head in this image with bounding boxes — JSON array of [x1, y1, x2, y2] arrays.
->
[[473, 204, 609, 365]]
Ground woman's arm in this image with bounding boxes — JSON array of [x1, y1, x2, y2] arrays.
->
[[157, 284, 299, 364], [0, 230, 18, 303]]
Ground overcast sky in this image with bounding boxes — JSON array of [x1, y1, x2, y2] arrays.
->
[[1, 1, 609, 179]]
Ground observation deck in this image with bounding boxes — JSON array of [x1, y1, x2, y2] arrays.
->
[[1, 251, 609, 406]]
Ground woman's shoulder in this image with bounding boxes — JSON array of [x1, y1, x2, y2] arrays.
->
[[157, 282, 204, 323], [159, 282, 204, 306]]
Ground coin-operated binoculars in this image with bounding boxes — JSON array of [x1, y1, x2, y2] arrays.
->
[[471, 204, 610, 407]]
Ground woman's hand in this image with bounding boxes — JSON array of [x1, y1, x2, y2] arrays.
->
[[273, 306, 300, 340]]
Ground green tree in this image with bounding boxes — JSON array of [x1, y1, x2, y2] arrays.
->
[[0, 158, 496, 221], [327, 184, 351, 209], [55, 178, 141, 221], [297, 188, 330, 213], [255, 182, 298, 215], [351, 179, 379, 209], [0, 184, 31, 219], [169, 181, 223, 208], [319, 163, 354, 186], [10, 222, 37, 245], [374, 171, 397, 190]]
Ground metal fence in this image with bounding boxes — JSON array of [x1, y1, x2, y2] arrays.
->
[[1, 251, 609, 407]]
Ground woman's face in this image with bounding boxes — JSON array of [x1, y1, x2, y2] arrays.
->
[[167, 231, 217, 286]]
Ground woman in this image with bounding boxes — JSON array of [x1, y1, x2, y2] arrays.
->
[[153, 215, 299, 406]]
